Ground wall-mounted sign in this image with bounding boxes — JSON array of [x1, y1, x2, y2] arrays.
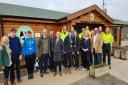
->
[[35, 33, 40, 38], [90, 13, 95, 21], [16, 25, 34, 44]]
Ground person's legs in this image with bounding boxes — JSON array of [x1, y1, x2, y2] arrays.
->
[[10, 62, 15, 84], [49, 52, 54, 70], [107, 45, 111, 65], [63, 54, 68, 74], [29, 54, 36, 78], [15, 54, 21, 81], [25, 56, 31, 79], [4, 66, 10, 85], [83, 52, 87, 69], [43, 54, 49, 73], [39, 55, 44, 77], [93, 49, 98, 65], [53, 62, 57, 76], [74, 52, 79, 69], [103, 44, 107, 64], [58, 61, 62, 76], [96, 53, 102, 64], [86, 51, 90, 70], [81, 50, 84, 66], [10, 54, 16, 84], [68, 52, 72, 73], [90, 52, 93, 65]]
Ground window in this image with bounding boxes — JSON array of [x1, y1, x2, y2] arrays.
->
[[112, 28, 117, 42]]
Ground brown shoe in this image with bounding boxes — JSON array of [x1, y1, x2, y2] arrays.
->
[[68, 69, 72, 74], [40, 73, 44, 77], [64, 69, 68, 74], [4, 78, 8, 85], [59, 72, 62, 76]]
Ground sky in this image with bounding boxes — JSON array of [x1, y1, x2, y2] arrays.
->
[[0, 0, 127, 21]]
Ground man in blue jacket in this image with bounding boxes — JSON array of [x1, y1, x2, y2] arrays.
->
[[9, 28, 22, 84]]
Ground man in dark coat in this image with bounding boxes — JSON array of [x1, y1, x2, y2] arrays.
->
[[53, 32, 64, 76], [9, 28, 22, 84], [49, 31, 55, 71], [64, 30, 74, 74], [72, 30, 80, 71]]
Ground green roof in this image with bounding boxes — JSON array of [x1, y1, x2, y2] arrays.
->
[[0, 3, 70, 20], [113, 19, 128, 25]]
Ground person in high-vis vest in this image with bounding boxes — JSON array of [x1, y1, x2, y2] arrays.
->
[[79, 28, 86, 39], [103, 28, 113, 69], [60, 25, 68, 42], [86, 26, 91, 38]]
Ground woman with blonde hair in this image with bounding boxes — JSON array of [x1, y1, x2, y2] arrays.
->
[[81, 31, 91, 70], [0, 36, 12, 85]]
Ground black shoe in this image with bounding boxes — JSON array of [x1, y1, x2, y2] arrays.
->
[[59, 72, 62, 76], [17, 79, 22, 83], [53, 72, 57, 76], [40, 73, 44, 77], [44, 71, 49, 74], [30, 73, 34, 79], [28, 74, 31, 80], [11, 81, 15, 85]]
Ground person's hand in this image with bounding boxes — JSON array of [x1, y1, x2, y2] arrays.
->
[[19, 55, 23, 61], [1, 67, 4, 69], [82, 49, 85, 52], [64, 52, 66, 54], [77, 51, 79, 54], [82, 49, 88, 52]]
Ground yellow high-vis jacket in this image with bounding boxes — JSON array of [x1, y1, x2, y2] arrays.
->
[[103, 32, 114, 47], [60, 30, 68, 41]]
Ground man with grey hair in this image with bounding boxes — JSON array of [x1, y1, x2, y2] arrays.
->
[[38, 29, 51, 77]]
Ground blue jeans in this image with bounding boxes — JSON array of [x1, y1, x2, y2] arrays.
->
[[93, 49, 101, 65], [39, 54, 49, 73]]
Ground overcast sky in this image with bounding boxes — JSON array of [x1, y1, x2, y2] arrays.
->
[[0, 0, 127, 21]]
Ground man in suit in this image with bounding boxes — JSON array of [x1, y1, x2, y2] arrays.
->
[[64, 30, 74, 74], [38, 29, 51, 77], [49, 31, 55, 71]]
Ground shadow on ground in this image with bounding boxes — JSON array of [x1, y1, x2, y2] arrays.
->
[[71, 74, 128, 85]]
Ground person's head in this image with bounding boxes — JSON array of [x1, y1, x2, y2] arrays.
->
[[74, 30, 77, 36], [83, 31, 89, 38], [50, 30, 54, 37], [56, 31, 60, 38], [71, 26, 75, 33], [68, 30, 72, 36], [27, 31, 32, 39], [1, 36, 9, 46], [82, 28, 86, 33], [10, 28, 17, 37], [62, 25, 67, 32], [42, 29, 47, 36], [105, 28, 110, 33], [98, 26, 102, 33], [86, 26, 89, 31], [94, 27, 98, 34]]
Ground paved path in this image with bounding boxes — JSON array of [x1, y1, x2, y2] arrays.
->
[[1, 57, 128, 85]]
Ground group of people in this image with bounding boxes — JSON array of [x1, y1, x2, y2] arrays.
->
[[0, 25, 113, 85]]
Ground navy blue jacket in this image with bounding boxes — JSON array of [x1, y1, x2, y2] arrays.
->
[[64, 35, 74, 52], [81, 38, 91, 51], [9, 36, 21, 54]]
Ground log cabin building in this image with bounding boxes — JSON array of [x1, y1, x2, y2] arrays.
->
[[0, 3, 127, 47]]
